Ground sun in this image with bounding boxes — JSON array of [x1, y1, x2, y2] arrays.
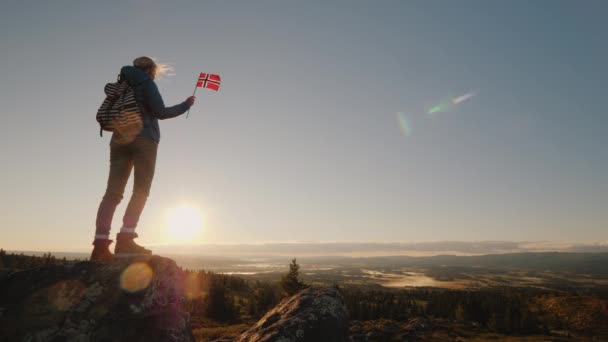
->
[[164, 205, 204, 243]]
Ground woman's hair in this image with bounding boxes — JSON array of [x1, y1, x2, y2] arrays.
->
[[133, 56, 157, 73], [132, 56, 173, 80]]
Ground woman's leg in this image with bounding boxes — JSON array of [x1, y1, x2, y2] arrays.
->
[[122, 137, 158, 231], [95, 142, 133, 240]]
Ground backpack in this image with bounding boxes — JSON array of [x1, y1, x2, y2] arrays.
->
[[96, 75, 143, 139]]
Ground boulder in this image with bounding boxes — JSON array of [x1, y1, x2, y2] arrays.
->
[[237, 286, 349, 342], [0, 255, 194, 342]]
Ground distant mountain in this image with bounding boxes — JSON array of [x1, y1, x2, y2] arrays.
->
[[150, 241, 608, 258], [4, 248, 608, 277], [302, 252, 608, 277]]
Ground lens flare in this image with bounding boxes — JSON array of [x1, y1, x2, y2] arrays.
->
[[396, 112, 412, 137], [427, 99, 451, 114], [428, 91, 478, 115], [120, 262, 153, 293], [452, 91, 477, 105], [183, 272, 203, 299]]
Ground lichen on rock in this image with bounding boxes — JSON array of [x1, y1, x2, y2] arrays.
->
[[236, 286, 349, 342], [0, 255, 194, 342]]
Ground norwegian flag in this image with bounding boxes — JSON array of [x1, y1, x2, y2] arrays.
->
[[197, 73, 221, 91]]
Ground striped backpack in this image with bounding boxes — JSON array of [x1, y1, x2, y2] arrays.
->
[[96, 76, 143, 141]]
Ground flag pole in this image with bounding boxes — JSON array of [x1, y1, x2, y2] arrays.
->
[[186, 76, 199, 119]]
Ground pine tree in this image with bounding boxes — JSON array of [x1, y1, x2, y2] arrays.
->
[[254, 283, 279, 314], [280, 258, 308, 297], [205, 278, 236, 321]]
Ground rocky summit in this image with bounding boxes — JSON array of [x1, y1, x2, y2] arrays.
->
[[0, 255, 194, 342], [0, 255, 352, 342], [236, 286, 350, 342]]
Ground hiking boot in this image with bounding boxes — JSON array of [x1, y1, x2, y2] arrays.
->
[[115, 232, 152, 257], [90, 239, 114, 261]]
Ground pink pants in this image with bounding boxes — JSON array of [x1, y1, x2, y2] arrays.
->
[[95, 136, 158, 237]]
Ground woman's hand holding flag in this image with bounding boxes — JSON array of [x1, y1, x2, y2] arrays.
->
[[187, 72, 221, 118]]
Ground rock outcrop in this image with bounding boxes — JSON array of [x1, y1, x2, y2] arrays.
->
[[0, 256, 194, 342], [0, 257, 352, 342], [236, 286, 349, 342]]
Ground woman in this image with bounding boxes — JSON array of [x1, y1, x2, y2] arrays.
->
[[91, 56, 196, 261]]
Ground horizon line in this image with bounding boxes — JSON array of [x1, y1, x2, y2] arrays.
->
[[4, 239, 607, 256]]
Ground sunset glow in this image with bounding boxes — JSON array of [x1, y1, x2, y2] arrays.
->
[[164, 205, 204, 243], [1, 1, 606, 251]]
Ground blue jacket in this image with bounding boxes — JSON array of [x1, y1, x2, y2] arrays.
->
[[118, 66, 190, 143]]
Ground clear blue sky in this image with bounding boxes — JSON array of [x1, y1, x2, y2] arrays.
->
[[1, 0, 606, 251]]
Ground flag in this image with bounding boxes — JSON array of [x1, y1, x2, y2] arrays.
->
[[197, 73, 221, 91]]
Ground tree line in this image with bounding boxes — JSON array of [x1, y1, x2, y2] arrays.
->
[[341, 286, 572, 334], [0, 249, 72, 270], [182, 258, 308, 322]]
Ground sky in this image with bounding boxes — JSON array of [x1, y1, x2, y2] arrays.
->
[[0, 0, 606, 252]]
